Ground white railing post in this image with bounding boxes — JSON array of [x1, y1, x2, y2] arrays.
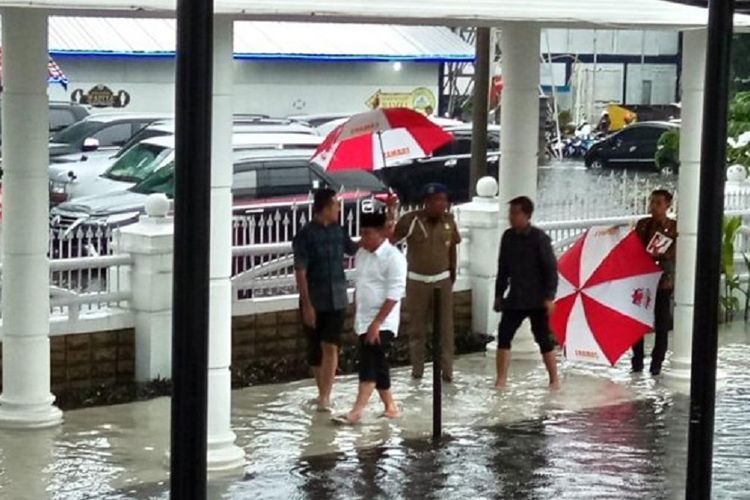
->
[[455, 177, 501, 335], [118, 195, 174, 381]]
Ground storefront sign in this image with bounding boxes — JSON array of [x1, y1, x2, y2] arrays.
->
[[366, 87, 436, 114], [71, 85, 131, 108]]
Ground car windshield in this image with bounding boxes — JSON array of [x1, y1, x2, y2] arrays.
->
[[114, 128, 172, 158], [51, 120, 102, 144], [130, 162, 175, 197], [103, 143, 172, 183]]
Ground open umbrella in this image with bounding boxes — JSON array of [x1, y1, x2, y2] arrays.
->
[[311, 107, 453, 171], [550, 225, 662, 366]]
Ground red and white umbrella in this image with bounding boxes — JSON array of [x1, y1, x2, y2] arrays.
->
[[550, 225, 662, 366], [311, 108, 454, 171]]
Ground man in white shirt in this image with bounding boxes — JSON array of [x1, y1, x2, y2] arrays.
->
[[341, 211, 407, 424]]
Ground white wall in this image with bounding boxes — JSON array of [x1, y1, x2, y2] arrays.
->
[[625, 63, 678, 105], [48, 57, 439, 116], [543, 29, 679, 56]]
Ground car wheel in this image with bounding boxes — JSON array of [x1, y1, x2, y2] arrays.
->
[[588, 158, 606, 170]]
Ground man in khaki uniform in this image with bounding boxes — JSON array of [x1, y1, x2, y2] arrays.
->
[[391, 183, 461, 382]]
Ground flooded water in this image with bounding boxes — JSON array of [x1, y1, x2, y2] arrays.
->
[[1, 322, 749, 499]]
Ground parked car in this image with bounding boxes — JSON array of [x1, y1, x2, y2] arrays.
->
[[374, 124, 501, 204], [288, 112, 357, 131], [49, 120, 320, 204], [584, 121, 680, 175], [49, 149, 388, 244], [0, 101, 90, 145], [48, 112, 170, 162]]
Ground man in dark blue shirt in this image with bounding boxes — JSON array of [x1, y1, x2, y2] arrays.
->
[[294, 188, 359, 411], [494, 196, 560, 390]]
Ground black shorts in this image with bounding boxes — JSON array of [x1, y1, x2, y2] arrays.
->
[[358, 331, 395, 390], [304, 309, 346, 367], [497, 309, 556, 354]]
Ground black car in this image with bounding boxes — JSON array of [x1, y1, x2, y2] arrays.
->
[[375, 125, 501, 204], [0, 101, 90, 145], [584, 121, 680, 175], [48, 112, 169, 161]]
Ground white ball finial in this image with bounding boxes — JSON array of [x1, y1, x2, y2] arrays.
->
[[145, 193, 170, 218], [727, 164, 747, 183], [476, 176, 499, 198]]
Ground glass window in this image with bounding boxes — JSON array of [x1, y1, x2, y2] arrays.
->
[[232, 170, 259, 198], [115, 128, 171, 158], [103, 143, 171, 183], [130, 162, 175, 197], [263, 163, 312, 197], [93, 123, 134, 148], [51, 120, 103, 144], [49, 109, 77, 133]]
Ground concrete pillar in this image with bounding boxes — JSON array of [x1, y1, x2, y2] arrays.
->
[[456, 178, 502, 336], [667, 29, 706, 382], [118, 197, 174, 382], [496, 22, 542, 359], [207, 16, 245, 472], [0, 9, 62, 428]]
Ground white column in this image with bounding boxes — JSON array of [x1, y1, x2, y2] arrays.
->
[[496, 23, 542, 359], [456, 178, 502, 336], [207, 16, 245, 472], [0, 9, 62, 428], [667, 29, 706, 382], [118, 199, 174, 382]]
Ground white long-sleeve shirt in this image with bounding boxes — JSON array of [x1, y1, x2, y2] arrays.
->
[[354, 241, 407, 336]]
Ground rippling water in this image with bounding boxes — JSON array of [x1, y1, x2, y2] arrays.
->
[[41, 325, 743, 500]]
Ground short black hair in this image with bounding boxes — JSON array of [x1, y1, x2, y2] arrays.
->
[[509, 196, 534, 216], [361, 212, 387, 229], [651, 189, 673, 203], [313, 188, 337, 214]]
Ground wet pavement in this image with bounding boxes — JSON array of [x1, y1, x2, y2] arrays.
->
[[1, 321, 749, 499]]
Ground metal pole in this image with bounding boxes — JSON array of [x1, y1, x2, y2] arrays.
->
[[470, 26, 491, 197], [686, 0, 734, 498], [170, 0, 213, 496], [432, 287, 443, 440]]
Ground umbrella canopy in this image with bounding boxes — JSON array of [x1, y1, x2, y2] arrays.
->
[[311, 107, 453, 171], [550, 225, 662, 366]]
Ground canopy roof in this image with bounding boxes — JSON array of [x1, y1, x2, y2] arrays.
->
[[38, 18, 474, 62], [1, 0, 749, 30]]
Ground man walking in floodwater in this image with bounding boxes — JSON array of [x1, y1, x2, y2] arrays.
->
[[631, 189, 677, 376], [339, 211, 407, 424], [494, 196, 561, 390], [391, 183, 461, 382], [293, 188, 359, 411]]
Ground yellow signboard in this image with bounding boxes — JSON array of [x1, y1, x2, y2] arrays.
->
[[366, 87, 437, 114]]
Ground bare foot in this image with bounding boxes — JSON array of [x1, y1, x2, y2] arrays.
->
[[316, 397, 332, 413], [549, 380, 562, 391], [381, 407, 401, 419], [494, 379, 507, 390], [345, 410, 363, 424]]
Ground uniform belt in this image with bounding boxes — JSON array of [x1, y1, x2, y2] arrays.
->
[[408, 271, 450, 284]]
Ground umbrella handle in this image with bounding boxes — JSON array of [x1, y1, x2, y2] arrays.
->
[[377, 131, 386, 168]]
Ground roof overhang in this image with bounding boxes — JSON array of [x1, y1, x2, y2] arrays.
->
[[1, 0, 750, 31]]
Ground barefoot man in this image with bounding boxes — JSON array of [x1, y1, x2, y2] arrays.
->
[[494, 196, 561, 390], [344, 211, 407, 424], [293, 188, 359, 411]]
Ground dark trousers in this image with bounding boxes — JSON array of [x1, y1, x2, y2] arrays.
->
[[632, 288, 672, 372], [497, 309, 556, 354], [358, 331, 395, 391]]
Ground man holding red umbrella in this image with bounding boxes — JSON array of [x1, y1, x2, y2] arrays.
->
[[631, 189, 677, 376]]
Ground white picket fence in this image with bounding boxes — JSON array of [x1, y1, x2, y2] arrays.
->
[[9, 173, 749, 323]]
